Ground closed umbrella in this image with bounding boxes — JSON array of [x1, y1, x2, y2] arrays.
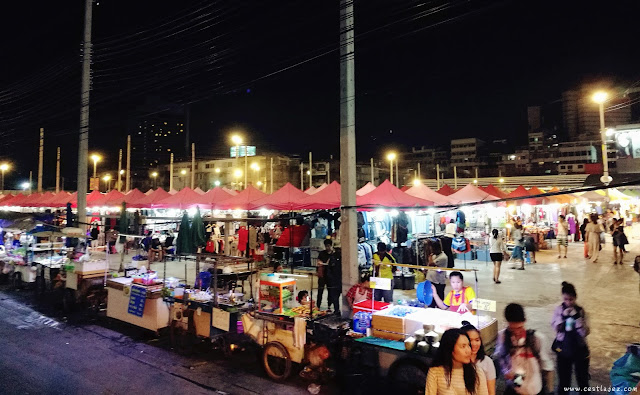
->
[[192, 207, 206, 249], [176, 212, 193, 255]]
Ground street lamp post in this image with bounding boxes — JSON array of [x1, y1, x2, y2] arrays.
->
[[592, 91, 613, 186], [151, 172, 158, 188], [102, 174, 111, 192], [90, 154, 101, 178], [386, 152, 396, 184], [0, 163, 9, 194]]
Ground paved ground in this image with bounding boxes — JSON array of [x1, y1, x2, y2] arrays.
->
[[0, 237, 638, 394]]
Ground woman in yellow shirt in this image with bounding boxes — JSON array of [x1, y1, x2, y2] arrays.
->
[[426, 328, 488, 395], [431, 271, 476, 314]]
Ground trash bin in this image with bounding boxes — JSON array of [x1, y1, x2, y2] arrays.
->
[[403, 274, 415, 290], [393, 275, 403, 289]]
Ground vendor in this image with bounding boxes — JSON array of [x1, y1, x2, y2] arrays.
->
[[372, 242, 396, 303], [296, 290, 313, 307], [346, 273, 372, 309], [426, 242, 448, 307], [148, 236, 164, 263], [431, 271, 476, 314]]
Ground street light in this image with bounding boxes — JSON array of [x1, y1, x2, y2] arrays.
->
[[592, 91, 613, 185], [180, 169, 187, 175], [230, 134, 249, 189], [90, 154, 101, 178], [21, 181, 30, 191], [499, 178, 505, 184], [102, 174, 111, 192], [151, 171, 158, 188], [386, 152, 396, 185], [413, 179, 421, 186], [0, 163, 10, 194]]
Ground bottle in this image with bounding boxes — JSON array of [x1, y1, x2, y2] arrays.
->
[[565, 317, 574, 332]]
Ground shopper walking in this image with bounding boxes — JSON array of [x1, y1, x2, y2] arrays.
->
[[551, 282, 590, 395], [510, 223, 525, 270], [489, 229, 507, 284], [580, 218, 589, 258], [316, 239, 333, 309], [557, 215, 569, 259], [494, 303, 554, 395], [425, 328, 488, 395], [585, 214, 604, 263]]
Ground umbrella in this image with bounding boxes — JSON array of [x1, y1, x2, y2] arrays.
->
[[192, 207, 206, 249], [119, 202, 128, 233], [176, 212, 193, 255]]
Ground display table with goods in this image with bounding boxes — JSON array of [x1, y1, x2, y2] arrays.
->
[[523, 225, 551, 249], [106, 274, 170, 332], [341, 264, 498, 392], [61, 255, 110, 312]]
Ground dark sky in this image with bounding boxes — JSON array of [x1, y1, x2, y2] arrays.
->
[[1, 0, 639, 189]]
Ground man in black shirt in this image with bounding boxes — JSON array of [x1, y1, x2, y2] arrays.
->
[[317, 239, 341, 314]]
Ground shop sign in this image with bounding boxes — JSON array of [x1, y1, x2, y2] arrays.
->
[[471, 298, 496, 312], [127, 285, 147, 317], [369, 277, 392, 291], [89, 177, 100, 191]]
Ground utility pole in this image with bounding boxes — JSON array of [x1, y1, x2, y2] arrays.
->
[[300, 163, 304, 190], [29, 171, 33, 194], [370, 158, 374, 184], [454, 166, 458, 189], [244, 144, 248, 189], [126, 135, 131, 192], [436, 164, 441, 189], [270, 157, 274, 193], [117, 149, 122, 192], [191, 143, 195, 189], [339, 0, 358, 316], [56, 147, 61, 193], [308, 152, 312, 188], [395, 159, 399, 188], [76, 0, 93, 225], [417, 162, 421, 180], [327, 162, 331, 184], [38, 128, 44, 193], [169, 152, 174, 191]]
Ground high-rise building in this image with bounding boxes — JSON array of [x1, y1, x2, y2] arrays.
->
[[562, 85, 631, 141], [450, 138, 486, 175]]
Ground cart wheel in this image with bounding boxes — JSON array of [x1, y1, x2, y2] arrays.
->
[[262, 341, 292, 381], [12, 272, 22, 289], [62, 289, 76, 313], [388, 358, 428, 395]]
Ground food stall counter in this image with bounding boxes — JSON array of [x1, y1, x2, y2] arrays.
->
[[106, 277, 170, 332]]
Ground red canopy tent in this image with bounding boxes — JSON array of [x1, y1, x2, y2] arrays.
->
[[222, 187, 238, 196], [405, 183, 453, 206], [250, 183, 308, 210], [304, 186, 317, 195], [400, 185, 411, 192], [197, 187, 234, 209], [356, 180, 433, 208], [21, 193, 44, 207], [547, 187, 575, 205], [194, 187, 206, 195], [2, 193, 29, 207], [506, 185, 538, 205], [356, 182, 376, 196], [216, 185, 268, 210], [0, 194, 16, 205], [130, 188, 171, 208], [35, 192, 63, 207], [73, 190, 105, 208], [155, 187, 202, 209], [298, 181, 342, 210], [314, 183, 328, 194], [448, 184, 500, 205], [437, 184, 456, 196], [48, 192, 76, 207], [145, 189, 154, 195], [30, 192, 55, 207], [168, 189, 178, 195], [482, 184, 508, 199], [122, 189, 147, 205], [89, 190, 126, 207]]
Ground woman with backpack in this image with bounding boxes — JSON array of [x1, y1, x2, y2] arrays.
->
[[551, 282, 590, 394]]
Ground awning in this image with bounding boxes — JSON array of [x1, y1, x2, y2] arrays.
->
[[298, 181, 341, 210], [249, 183, 308, 210], [405, 183, 453, 205], [216, 185, 268, 210], [356, 180, 433, 208]]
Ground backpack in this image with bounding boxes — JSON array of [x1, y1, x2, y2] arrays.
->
[[498, 329, 543, 395]]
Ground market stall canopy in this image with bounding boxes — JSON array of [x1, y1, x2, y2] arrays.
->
[[36, 191, 64, 207], [222, 187, 238, 196], [155, 187, 202, 209], [1, 193, 28, 206], [49, 192, 75, 207], [304, 186, 317, 195], [298, 181, 341, 210], [250, 183, 308, 210], [131, 187, 171, 208], [216, 185, 269, 210], [145, 189, 154, 195], [356, 182, 376, 196], [0, 194, 15, 205], [437, 184, 456, 196], [577, 190, 606, 202], [405, 183, 453, 205], [622, 189, 640, 198], [481, 184, 508, 199], [33, 192, 55, 207], [169, 189, 178, 195], [596, 188, 632, 201], [547, 187, 575, 205], [448, 184, 500, 205], [527, 186, 548, 205], [400, 185, 411, 192], [21, 193, 45, 207], [505, 185, 538, 206], [197, 187, 234, 209], [89, 189, 125, 207], [74, 190, 105, 208], [314, 183, 328, 193], [194, 187, 206, 195], [122, 189, 147, 205], [356, 179, 434, 208]]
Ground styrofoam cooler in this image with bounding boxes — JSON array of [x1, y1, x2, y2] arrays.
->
[[353, 300, 390, 315]]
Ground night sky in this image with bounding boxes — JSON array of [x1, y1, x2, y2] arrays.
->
[[1, 0, 639, 189]]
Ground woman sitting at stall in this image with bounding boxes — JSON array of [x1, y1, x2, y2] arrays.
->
[[425, 328, 488, 395], [431, 271, 476, 314], [345, 273, 372, 309], [461, 322, 496, 395], [148, 236, 164, 263]]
